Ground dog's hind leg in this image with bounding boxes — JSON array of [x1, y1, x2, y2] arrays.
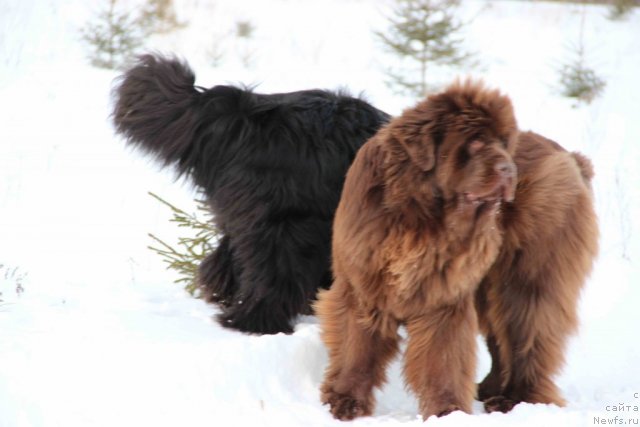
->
[[477, 334, 507, 402], [316, 279, 400, 421], [481, 275, 569, 413], [217, 217, 333, 334], [481, 255, 586, 414], [198, 235, 238, 307], [404, 294, 477, 420], [483, 203, 596, 413], [480, 255, 578, 412]]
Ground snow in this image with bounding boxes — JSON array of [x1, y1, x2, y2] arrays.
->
[[1, 0, 639, 426]]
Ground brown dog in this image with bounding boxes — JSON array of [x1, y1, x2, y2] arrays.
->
[[475, 132, 598, 413], [316, 80, 597, 420]]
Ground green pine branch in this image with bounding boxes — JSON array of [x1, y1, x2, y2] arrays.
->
[[147, 192, 219, 296]]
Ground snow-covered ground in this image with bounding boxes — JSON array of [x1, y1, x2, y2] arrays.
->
[[1, 0, 639, 426]]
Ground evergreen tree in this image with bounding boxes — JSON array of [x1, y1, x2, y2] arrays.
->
[[376, 0, 473, 98], [81, 0, 185, 70], [235, 20, 255, 39], [80, 0, 145, 70], [138, 0, 186, 34], [235, 20, 257, 68], [557, 43, 606, 105], [147, 193, 219, 296], [557, 8, 605, 106], [608, 0, 637, 21]]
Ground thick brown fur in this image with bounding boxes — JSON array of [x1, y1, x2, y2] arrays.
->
[[316, 80, 598, 421], [475, 132, 598, 413], [316, 80, 520, 420]]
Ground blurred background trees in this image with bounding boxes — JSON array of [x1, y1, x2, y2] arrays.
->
[[80, 0, 184, 69], [375, 0, 475, 98]]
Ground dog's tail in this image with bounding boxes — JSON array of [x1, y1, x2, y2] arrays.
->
[[112, 54, 204, 173], [571, 151, 594, 184]]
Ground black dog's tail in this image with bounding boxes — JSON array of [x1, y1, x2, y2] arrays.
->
[[112, 54, 204, 172]]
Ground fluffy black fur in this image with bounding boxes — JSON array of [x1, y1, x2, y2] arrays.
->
[[112, 54, 390, 334]]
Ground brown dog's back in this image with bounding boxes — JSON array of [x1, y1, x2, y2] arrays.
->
[[476, 130, 598, 412]]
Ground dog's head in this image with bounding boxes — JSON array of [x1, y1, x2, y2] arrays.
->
[[393, 80, 518, 205]]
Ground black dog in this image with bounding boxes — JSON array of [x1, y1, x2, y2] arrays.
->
[[112, 54, 390, 334]]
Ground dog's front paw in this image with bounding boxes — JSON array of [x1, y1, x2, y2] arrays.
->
[[483, 395, 517, 413], [420, 402, 464, 420], [436, 404, 462, 417], [323, 390, 371, 421]]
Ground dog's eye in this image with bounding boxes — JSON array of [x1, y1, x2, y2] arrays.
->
[[468, 140, 485, 154]]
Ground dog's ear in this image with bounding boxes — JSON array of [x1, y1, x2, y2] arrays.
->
[[394, 94, 445, 172], [397, 125, 437, 172]]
